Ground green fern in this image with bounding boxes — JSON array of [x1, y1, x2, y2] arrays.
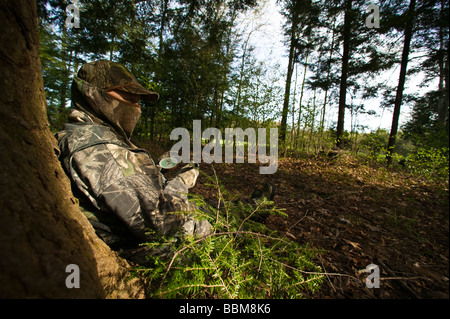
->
[[135, 172, 324, 299]]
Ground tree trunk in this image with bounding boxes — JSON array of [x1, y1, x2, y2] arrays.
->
[[289, 62, 298, 151], [336, 0, 352, 148], [386, 0, 416, 164], [0, 0, 144, 298], [319, 20, 336, 144], [280, 14, 298, 146], [308, 88, 317, 153], [437, 0, 449, 126], [294, 53, 308, 151], [235, 30, 254, 118]]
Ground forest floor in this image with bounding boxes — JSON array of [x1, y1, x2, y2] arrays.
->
[[142, 140, 449, 299]]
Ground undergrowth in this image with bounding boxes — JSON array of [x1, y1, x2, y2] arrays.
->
[[133, 171, 324, 299]]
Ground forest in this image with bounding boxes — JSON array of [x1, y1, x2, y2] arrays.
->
[[16, 0, 448, 298]]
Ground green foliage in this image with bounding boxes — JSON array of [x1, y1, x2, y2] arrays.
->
[[402, 91, 449, 151], [38, 0, 448, 182], [134, 173, 323, 299], [359, 129, 390, 159], [338, 128, 449, 180], [403, 147, 449, 179]]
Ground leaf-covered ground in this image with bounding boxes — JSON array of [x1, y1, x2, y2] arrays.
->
[[141, 141, 449, 299]]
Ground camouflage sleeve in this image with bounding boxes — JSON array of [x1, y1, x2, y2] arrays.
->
[[57, 123, 187, 240]]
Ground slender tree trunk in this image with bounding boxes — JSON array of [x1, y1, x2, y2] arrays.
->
[[280, 14, 298, 145], [290, 62, 298, 151], [437, 0, 449, 126], [294, 53, 308, 151], [336, 0, 352, 148], [386, 0, 416, 164], [308, 88, 317, 153], [235, 30, 254, 117], [300, 101, 311, 151], [319, 21, 336, 144], [0, 0, 144, 298], [442, 51, 449, 126]]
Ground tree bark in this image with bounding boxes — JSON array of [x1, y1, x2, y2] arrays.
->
[[280, 14, 297, 146], [386, 0, 416, 164], [437, 0, 449, 126], [0, 0, 144, 298], [294, 53, 308, 151], [336, 0, 352, 148]]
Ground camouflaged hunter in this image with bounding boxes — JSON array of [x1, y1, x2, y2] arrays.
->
[[56, 60, 212, 261]]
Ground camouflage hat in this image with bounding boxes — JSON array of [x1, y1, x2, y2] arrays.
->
[[77, 60, 159, 101]]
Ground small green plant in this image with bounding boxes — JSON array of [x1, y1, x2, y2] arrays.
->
[[134, 172, 324, 299]]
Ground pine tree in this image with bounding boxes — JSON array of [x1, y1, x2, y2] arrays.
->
[[402, 0, 449, 150], [386, 0, 417, 164], [278, 0, 312, 146]]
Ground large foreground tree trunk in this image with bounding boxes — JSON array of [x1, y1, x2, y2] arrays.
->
[[0, 0, 144, 298]]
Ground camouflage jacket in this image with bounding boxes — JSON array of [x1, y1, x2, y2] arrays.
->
[[56, 61, 211, 250], [56, 110, 208, 243]]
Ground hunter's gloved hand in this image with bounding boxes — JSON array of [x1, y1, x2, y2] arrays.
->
[[175, 163, 200, 189], [181, 215, 213, 238]]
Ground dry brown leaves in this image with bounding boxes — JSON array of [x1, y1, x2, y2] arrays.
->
[[142, 140, 448, 299]]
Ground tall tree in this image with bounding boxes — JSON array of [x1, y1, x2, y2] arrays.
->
[[152, 0, 257, 131], [386, 0, 417, 164], [336, 0, 353, 148], [312, 0, 396, 148], [278, 0, 311, 146], [402, 0, 449, 149]]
